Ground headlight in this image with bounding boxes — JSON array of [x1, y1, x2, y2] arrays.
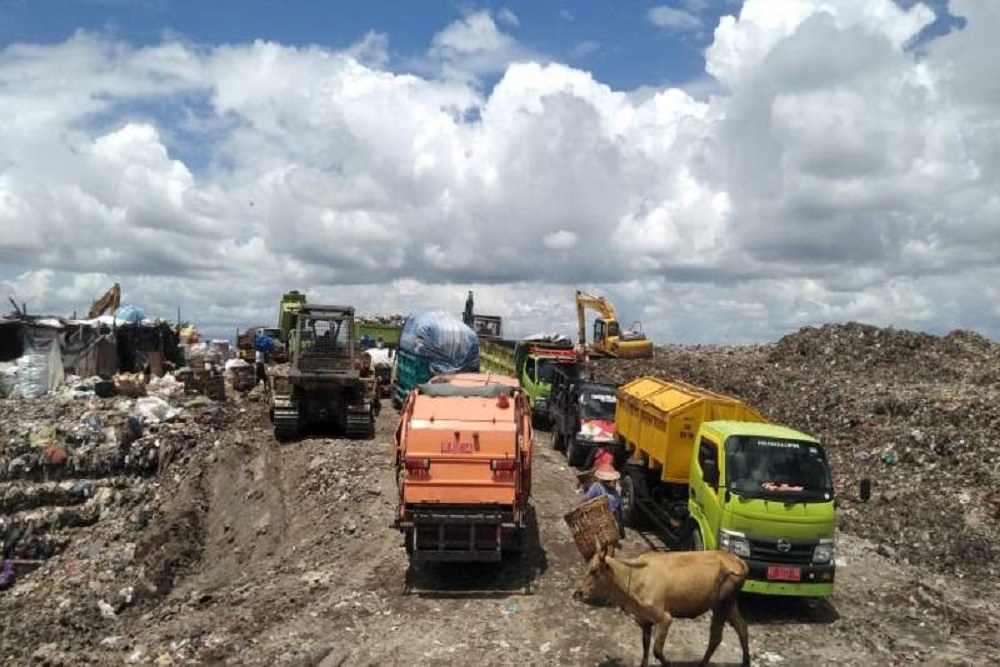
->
[[813, 540, 834, 564], [718, 529, 750, 557]]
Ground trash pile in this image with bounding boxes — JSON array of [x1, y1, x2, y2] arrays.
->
[[595, 322, 1000, 580], [0, 366, 239, 657]]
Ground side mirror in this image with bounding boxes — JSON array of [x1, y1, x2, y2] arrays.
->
[[859, 478, 871, 503]]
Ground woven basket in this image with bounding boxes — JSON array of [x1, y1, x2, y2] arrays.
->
[[564, 494, 619, 561]]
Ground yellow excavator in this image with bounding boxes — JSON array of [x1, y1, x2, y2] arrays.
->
[[87, 283, 121, 319], [574, 289, 654, 359]]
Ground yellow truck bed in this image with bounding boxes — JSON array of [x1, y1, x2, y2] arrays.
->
[[616, 377, 767, 483]]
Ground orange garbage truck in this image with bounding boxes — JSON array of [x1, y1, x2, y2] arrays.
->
[[393, 373, 533, 563]]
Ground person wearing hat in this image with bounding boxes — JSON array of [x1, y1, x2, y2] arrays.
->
[[575, 444, 617, 491], [579, 468, 626, 541]]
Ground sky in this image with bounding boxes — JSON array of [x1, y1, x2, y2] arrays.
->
[[0, 0, 996, 345]]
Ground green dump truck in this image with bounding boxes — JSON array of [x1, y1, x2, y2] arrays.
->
[[356, 319, 403, 349], [278, 290, 308, 345], [479, 335, 579, 425], [613, 377, 866, 597]]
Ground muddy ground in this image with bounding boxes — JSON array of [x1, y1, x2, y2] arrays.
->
[[4, 383, 998, 666]]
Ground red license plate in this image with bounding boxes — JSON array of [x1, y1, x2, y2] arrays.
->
[[766, 565, 801, 582], [440, 442, 473, 453]]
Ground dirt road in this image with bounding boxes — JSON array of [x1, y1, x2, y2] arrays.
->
[[4, 393, 997, 666]]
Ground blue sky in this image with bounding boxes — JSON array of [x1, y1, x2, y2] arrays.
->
[[0, 0, 735, 91]]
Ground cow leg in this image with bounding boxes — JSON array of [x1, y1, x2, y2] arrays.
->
[[651, 611, 674, 666], [639, 622, 653, 667], [727, 601, 751, 667], [698, 607, 727, 667]]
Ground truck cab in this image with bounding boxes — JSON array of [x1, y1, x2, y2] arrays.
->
[[687, 421, 836, 596], [479, 336, 578, 426], [548, 367, 621, 468]]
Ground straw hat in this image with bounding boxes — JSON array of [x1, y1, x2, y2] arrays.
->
[[594, 468, 620, 482]]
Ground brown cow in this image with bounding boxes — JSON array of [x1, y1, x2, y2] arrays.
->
[[579, 541, 751, 667]]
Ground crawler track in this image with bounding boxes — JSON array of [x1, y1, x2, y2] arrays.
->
[[345, 409, 374, 439], [272, 403, 301, 440]]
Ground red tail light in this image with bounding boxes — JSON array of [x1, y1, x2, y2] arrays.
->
[[404, 457, 430, 471], [490, 458, 516, 471]]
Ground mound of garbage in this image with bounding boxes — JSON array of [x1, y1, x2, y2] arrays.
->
[[595, 322, 1000, 580]]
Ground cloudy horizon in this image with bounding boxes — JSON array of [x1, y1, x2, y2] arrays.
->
[[2, 0, 998, 345]]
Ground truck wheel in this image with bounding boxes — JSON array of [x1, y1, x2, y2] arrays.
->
[[619, 468, 647, 528], [691, 524, 704, 551], [566, 438, 584, 467], [619, 473, 637, 528]]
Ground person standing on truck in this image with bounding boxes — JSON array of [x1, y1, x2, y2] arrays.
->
[[579, 468, 626, 542]]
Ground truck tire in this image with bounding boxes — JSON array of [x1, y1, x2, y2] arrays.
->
[[619, 468, 647, 528], [691, 524, 704, 551], [552, 431, 564, 451], [566, 438, 584, 468]]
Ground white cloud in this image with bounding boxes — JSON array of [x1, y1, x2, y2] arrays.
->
[[2, 1, 1000, 344], [648, 5, 702, 31], [420, 10, 537, 82], [497, 8, 519, 28]]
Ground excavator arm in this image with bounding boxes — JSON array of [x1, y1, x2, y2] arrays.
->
[[575, 290, 617, 349], [87, 283, 121, 319]]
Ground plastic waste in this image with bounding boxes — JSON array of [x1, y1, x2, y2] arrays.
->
[[132, 397, 177, 424], [399, 310, 480, 375]]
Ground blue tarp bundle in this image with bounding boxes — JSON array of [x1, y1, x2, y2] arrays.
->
[[114, 304, 146, 324], [255, 332, 279, 352], [399, 310, 479, 375]]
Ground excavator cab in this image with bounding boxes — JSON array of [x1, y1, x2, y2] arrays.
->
[[594, 319, 621, 345], [576, 289, 652, 359]]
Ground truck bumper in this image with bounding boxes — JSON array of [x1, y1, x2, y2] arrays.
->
[[399, 505, 520, 564], [742, 561, 835, 597]]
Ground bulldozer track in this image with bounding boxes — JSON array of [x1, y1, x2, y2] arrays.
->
[[345, 411, 373, 439], [273, 404, 301, 440]]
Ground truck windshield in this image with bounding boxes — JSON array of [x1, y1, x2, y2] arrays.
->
[[579, 391, 616, 421], [535, 358, 573, 383], [724, 436, 833, 501]]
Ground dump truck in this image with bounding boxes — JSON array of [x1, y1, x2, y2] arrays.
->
[[575, 289, 653, 359], [393, 373, 532, 562], [356, 318, 403, 350], [391, 311, 480, 409], [479, 335, 579, 425], [277, 290, 308, 345], [269, 304, 377, 440], [612, 377, 849, 597], [547, 365, 621, 467]]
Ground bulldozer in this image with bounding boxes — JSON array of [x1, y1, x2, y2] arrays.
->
[[269, 304, 378, 440], [574, 289, 653, 359], [87, 283, 121, 319]]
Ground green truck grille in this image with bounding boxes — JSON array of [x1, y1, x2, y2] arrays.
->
[[749, 537, 816, 565]]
